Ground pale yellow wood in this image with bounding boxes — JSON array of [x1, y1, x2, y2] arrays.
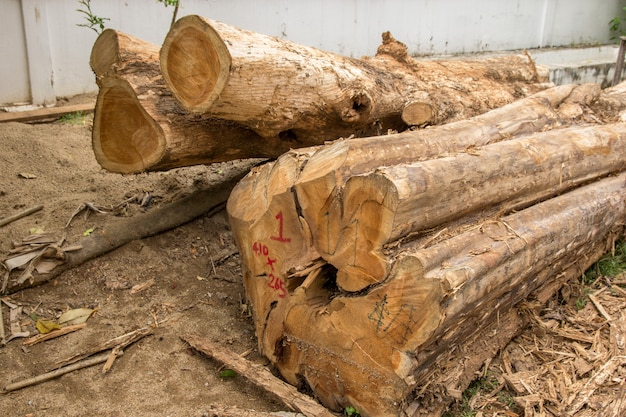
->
[[90, 29, 267, 173], [321, 123, 626, 291], [401, 98, 434, 126], [161, 15, 547, 142]]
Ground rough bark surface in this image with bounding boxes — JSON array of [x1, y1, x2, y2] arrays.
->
[[226, 83, 626, 416], [160, 16, 548, 143]]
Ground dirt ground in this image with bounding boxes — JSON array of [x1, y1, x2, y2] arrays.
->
[[2, 94, 626, 417], [0, 97, 288, 417]]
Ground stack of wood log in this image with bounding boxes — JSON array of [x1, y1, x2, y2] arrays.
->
[[89, 14, 626, 417], [91, 15, 548, 173]]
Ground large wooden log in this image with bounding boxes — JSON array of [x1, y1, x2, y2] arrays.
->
[[311, 123, 626, 291], [160, 15, 548, 143], [231, 170, 626, 416], [90, 29, 270, 173], [228, 84, 600, 312], [226, 84, 599, 363], [226, 83, 626, 415]]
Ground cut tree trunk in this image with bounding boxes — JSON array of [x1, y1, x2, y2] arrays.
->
[[228, 83, 601, 304], [90, 29, 271, 174], [226, 82, 626, 416], [310, 123, 626, 292], [274, 175, 626, 417], [160, 16, 548, 143]]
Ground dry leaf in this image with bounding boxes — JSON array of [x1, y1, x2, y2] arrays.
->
[[36, 319, 61, 334], [58, 308, 96, 326]]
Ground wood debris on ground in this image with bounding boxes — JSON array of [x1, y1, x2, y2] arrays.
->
[[454, 274, 626, 416]]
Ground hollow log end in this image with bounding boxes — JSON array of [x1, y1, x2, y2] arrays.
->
[[160, 15, 232, 112], [92, 79, 166, 174]]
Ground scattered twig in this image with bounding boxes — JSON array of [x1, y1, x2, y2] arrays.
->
[[182, 334, 335, 417], [102, 346, 122, 374], [54, 326, 152, 369], [23, 323, 87, 346], [0, 301, 5, 346], [0, 205, 43, 228], [1, 352, 113, 394], [65, 202, 109, 228]]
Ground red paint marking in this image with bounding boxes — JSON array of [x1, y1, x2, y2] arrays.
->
[[266, 256, 276, 271], [270, 211, 291, 242]]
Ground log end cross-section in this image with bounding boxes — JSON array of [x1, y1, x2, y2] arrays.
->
[[92, 78, 166, 174], [160, 15, 232, 112]]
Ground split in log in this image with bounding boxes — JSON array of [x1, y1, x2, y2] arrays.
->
[[226, 82, 626, 415], [160, 15, 548, 143], [230, 165, 626, 416], [90, 29, 272, 173]]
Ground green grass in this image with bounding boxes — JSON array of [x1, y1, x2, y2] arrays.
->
[[59, 111, 88, 125], [583, 238, 626, 284]]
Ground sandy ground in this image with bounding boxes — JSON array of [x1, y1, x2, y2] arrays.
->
[[0, 101, 288, 417]]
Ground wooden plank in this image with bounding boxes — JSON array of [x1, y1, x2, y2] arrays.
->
[[0, 103, 94, 123]]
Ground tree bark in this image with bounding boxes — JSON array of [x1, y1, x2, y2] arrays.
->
[[90, 29, 271, 174], [226, 82, 626, 415], [160, 15, 548, 143], [312, 123, 626, 292], [233, 172, 626, 417]]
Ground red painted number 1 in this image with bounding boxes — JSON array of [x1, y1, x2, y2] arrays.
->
[[270, 211, 291, 242]]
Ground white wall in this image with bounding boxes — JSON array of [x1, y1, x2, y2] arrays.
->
[[2, 0, 625, 106]]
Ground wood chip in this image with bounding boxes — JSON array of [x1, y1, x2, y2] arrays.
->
[[588, 293, 613, 322], [130, 278, 155, 294]]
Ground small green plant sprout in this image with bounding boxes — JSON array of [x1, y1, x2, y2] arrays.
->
[[343, 406, 360, 416], [218, 369, 237, 378], [156, 0, 180, 6], [609, 7, 626, 41], [76, 0, 110, 34]]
